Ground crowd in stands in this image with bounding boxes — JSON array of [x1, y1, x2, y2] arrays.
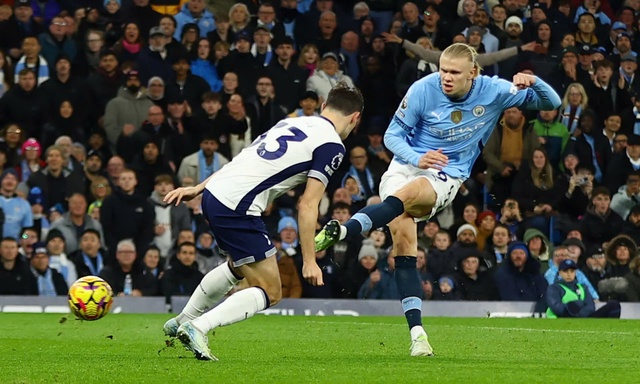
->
[[0, 0, 639, 315]]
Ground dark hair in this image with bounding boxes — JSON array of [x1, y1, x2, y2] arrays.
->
[[594, 59, 614, 71], [1, 236, 18, 244], [17, 68, 35, 77], [324, 82, 364, 116], [177, 241, 197, 253], [159, 14, 177, 28], [99, 49, 118, 60], [82, 228, 101, 239], [592, 186, 610, 198], [202, 91, 221, 103], [331, 201, 351, 212]]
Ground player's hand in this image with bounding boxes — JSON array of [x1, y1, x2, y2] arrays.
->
[[163, 186, 202, 206], [302, 262, 324, 286], [513, 73, 536, 90], [418, 149, 448, 170]]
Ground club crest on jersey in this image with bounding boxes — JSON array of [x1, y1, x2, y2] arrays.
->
[[400, 96, 408, 109], [451, 110, 462, 124], [331, 153, 344, 170], [472, 106, 485, 117]]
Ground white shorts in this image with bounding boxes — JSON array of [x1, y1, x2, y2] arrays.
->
[[379, 160, 465, 222]]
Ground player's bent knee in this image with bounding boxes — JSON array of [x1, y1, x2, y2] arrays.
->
[[394, 178, 436, 217]]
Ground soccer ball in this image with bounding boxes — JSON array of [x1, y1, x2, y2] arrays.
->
[[68, 276, 114, 321]]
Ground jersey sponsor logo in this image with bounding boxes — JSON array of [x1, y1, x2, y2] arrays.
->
[[426, 122, 486, 142], [450, 110, 462, 124], [472, 106, 485, 117]]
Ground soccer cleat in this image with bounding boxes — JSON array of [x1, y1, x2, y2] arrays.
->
[[314, 219, 341, 251], [410, 334, 434, 357], [163, 317, 180, 338], [176, 323, 218, 361]]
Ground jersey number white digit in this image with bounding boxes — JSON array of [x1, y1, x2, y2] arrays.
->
[[254, 126, 308, 160]]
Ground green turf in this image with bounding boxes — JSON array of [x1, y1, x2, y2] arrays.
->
[[1, 313, 639, 384]]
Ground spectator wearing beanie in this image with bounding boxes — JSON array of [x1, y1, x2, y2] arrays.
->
[[45, 228, 77, 287], [28, 186, 49, 239], [18, 138, 46, 182], [493, 241, 548, 303], [358, 239, 399, 300], [26, 242, 68, 296], [431, 275, 461, 301], [476, 211, 496, 253], [274, 217, 302, 298], [0, 168, 33, 240]]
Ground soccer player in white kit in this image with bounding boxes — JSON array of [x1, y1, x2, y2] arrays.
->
[[161, 83, 364, 360]]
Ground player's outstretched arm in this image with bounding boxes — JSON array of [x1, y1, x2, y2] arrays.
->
[[298, 177, 326, 286], [163, 172, 217, 206]]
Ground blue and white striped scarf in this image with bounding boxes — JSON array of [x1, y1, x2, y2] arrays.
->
[[14, 55, 49, 86], [32, 267, 57, 296], [561, 105, 582, 134]]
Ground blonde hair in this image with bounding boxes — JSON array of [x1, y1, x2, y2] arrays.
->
[[441, 43, 482, 76], [297, 44, 319, 67], [228, 3, 250, 29], [562, 82, 589, 109]]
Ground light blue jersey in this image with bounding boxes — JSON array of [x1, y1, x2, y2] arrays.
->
[[385, 74, 562, 179]]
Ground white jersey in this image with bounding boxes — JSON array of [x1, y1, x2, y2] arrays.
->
[[206, 116, 345, 216]]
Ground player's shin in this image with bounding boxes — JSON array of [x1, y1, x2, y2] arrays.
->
[[342, 196, 405, 239], [190, 286, 270, 333], [394, 256, 426, 339], [176, 262, 242, 324]]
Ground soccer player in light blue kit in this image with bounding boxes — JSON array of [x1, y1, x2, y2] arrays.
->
[[315, 43, 562, 356]]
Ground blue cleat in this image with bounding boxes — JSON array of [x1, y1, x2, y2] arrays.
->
[[163, 317, 180, 338]]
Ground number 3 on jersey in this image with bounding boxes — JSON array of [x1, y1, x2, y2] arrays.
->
[[253, 124, 308, 160]]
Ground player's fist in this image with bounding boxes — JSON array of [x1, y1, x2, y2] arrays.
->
[[418, 149, 448, 170], [302, 262, 324, 286], [513, 73, 536, 90]]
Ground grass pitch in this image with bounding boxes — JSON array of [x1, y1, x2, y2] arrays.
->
[[1, 313, 638, 384]]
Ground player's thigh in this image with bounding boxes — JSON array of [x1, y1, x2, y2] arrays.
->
[[393, 178, 438, 218], [388, 212, 419, 257]]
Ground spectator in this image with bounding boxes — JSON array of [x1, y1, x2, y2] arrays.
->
[[162, 241, 204, 297], [251, 25, 275, 68], [588, 59, 631, 123], [111, 22, 144, 64], [493, 241, 548, 303], [427, 230, 456, 282], [307, 52, 354, 103], [45, 228, 77, 287], [524, 228, 553, 273], [14, 36, 49, 85], [531, 109, 570, 171], [565, 109, 610, 184], [546, 259, 621, 318], [117, 106, 170, 164], [70, 228, 106, 277], [21, 145, 84, 210], [0, 237, 31, 294], [581, 245, 612, 297], [130, 139, 176, 196], [86, 51, 121, 126], [544, 245, 600, 300], [136, 26, 175, 85], [556, 157, 594, 230], [611, 170, 640, 220], [486, 223, 510, 265], [218, 31, 260, 99], [49, 193, 104, 255], [245, 75, 287, 140], [0, 169, 33, 239], [297, 43, 319, 77], [475, 211, 496, 252], [559, 82, 588, 135], [17, 138, 45, 182], [54, 135, 84, 175], [190, 38, 222, 92], [358, 242, 399, 300], [625, 257, 640, 301], [454, 248, 499, 301], [165, 54, 211, 112], [483, 107, 540, 206], [622, 205, 640, 245], [606, 134, 640, 198], [274, 218, 302, 299], [432, 275, 461, 300], [174, 0, 215, 41], [268, 36, 308, 113], [0, 69, 48, 138], [100, 239, 158, 296], [251, 2, 285, 42], [74, 30, 105, 77], [38, 15, 77, 72], [177, 132, 228, 185], [194, 230, 224, 275], [605, 234, 636, 278], [100, 169, 155, 259], [27, 242, 67, 295], [105, 155, 124, 188], [142, 245, 163, 281], [418, 218, 439, 251], [149, 174, 191, 259], [580, 186, 624, 249], [103, 70, 155, 151], [287, 90, 319, 118]]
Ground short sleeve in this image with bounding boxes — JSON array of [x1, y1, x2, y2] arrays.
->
[[308, 142, 345, 186]]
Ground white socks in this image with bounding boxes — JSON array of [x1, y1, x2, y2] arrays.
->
[[191, 287, 268, 333], [410, 326, 427, 341], [339, 225, 347, 241], [176, 262, 240, 324]]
